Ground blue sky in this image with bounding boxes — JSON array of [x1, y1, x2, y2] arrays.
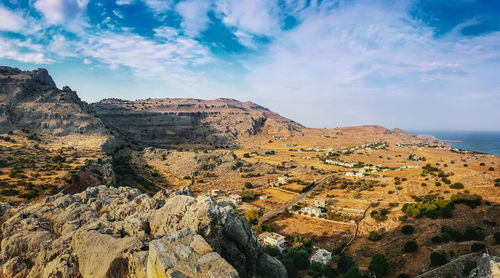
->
[[1, 0, 499, 130]]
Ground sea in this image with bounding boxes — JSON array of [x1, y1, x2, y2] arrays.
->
[[410, 130, 500, 157]]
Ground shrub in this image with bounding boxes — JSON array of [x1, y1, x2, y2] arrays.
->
[[442, 226, 463, 242], [451, 193, 482, 208], [323, 266, 338, 278], [403, 241, 418, 253], [464, 226, 485, 241], [450, 182, 464, 189], [337, 255, 355, 273], [440, 232, 451, 243], [239, 190, 258, 200], [494, 232, 500, 244], [471, 242, 486, 252], [431, 236, 442, 244], [244, 209, 261, 225], [243, 153, 250, 158], [397, 274, 410, 278], [292, 249, 310, 270], [244, 182, 253, 189], [344, 267, 362, 278], [401, 225, 414, 235], [368, 231, 381, 241], [369, 253, 389, 277], [463, 259, 477, 275], [430, 251, 447, 266], [489, 167, 495, 171]]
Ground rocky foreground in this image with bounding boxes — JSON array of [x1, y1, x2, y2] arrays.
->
[[0, 186, 286, 278]]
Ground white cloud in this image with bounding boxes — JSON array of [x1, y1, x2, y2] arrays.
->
[[77, 31, 213, 86], [0, 5, 26, 32], [143, 0, 173, 13], [116, 0, 134, 5], [175, 0, 211, 37], [83, 58, 91, 64], [215, 0, 280, 35], [0, 38, 53, 64], [34, 0, 89, 25]]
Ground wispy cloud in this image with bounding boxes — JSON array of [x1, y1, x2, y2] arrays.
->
[[0, 5, 26, 32], [34, 0, 89, 25], [176, 0, 211, 37]]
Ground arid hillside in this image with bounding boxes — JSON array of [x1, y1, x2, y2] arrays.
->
[[92, 97, 303, 149]]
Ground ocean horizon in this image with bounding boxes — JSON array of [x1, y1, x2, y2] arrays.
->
[[410, 130, 500, 156]]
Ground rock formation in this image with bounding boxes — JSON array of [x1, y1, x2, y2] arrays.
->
[[0, 66, 109, 138], [0, 185, 287, 278], [92, 98, 303, 148]]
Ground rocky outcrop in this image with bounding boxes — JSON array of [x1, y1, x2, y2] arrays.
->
[[91, 98, 303, 148], [0, 66, 110, 138], [469, 253, 500, 278], [0, 186, 286, 278]]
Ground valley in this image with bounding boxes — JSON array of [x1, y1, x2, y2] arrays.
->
[[0, 67, 499, 278]]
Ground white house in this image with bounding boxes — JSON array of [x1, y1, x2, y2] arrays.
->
[[259, 195, 269, 200], [301, 206, 324, 217], [260, 232, 287, 252], [310, 248, 332, 265], [278, 176, 288, 185]]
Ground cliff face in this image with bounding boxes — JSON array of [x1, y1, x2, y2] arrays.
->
[[0, 185, 287, 278], [92, 98, 303, 148], [0, 66, 108, 137]]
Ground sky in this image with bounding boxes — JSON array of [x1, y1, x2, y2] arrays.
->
[[0, 0, 499, 131]]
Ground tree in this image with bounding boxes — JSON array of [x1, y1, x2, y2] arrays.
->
[[344, 267, 362, 278], [403, 241, 418, 253], [368, 231, 381, 241], [494, 232, 500, 244], [244, 182, 253, 188], [292, 250, 310, 270], [471, 242, 486, 252], [369, 253, 389, 277], [463, 259, 477, 275], [244, 209, 261, 225], [323, 266, 338, 278], [337, 255, 355, 273], [310, 261, 323, 276], [401, 225, 414, 235], [430, 252, 447, 266]]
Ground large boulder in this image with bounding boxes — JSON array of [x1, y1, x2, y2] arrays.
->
[[0, 186, 286, 278]]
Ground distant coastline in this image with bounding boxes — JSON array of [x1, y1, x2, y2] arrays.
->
[[411, 130, 500, 156]]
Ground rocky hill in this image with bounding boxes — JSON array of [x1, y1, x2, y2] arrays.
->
[[0, 66, 109, 138], [0, 185, 286, 278], [92, 98, 303, 148]]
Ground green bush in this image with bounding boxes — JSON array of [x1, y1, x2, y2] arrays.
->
[[430, 251, 447, 266], [323, 266, 338, 278], [344, 267, 362, 278], [403, 241, 418, 253], [244, 182, 253, 188], [239, 190, 258, 200], [451, 193, 482, 208], [471, 242, 486, 252], [494, 232, 500, 244], [368, 231, 381, 241], [369, 253, 389, 277], [450, 182, 464, 189], [431, 236, 442, 244], [401, 225, 414, 235], [337, 255, 355, 273], [463, 259, 477, 275]]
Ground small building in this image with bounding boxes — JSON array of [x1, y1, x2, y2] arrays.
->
[[260, 232, 287, 252], [259, 195, 269, 200], [229, 194, 242, 205], [301, 206, 324, 217], [278, 176, 288, 185], [313, 199, 328, 208], [310, 248, 332, 265]]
